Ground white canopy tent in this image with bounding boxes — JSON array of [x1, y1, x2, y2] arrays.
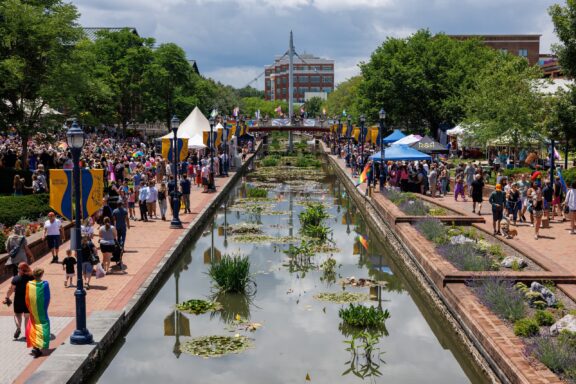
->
[[188, 134, 207, 149], [161, 106, 210, 139], [391, 134, 422, 146]]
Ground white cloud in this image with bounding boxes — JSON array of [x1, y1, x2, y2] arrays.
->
[[204, 65, 265, 89]]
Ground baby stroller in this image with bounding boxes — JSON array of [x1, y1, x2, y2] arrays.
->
[[110, 240, 125, 272]]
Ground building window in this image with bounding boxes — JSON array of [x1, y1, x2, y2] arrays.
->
[[265, 80, 271, 88], [299, 87, 308, 94], [322, 76, 333, 83], [281, 77, 287, 84], [322, 87, 332, 93], [298, 75, 308, 83], [323, 65, 332, 71], [310, 87, 320, 92], [310, 76, 320, 83], [281, 88, 287, 95], [518, 49, 528, 57]]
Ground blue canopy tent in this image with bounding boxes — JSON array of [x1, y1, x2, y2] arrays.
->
[[370, 144, 431, 161], [382, 129, 406, 144]]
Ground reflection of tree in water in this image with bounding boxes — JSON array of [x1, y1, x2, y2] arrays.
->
[[210, 291, 253, 324]]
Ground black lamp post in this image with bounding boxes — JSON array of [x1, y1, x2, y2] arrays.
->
[[170, 115, 183, 229], [360, 115, 366, 169], [379, 108, 386, 191], [68, 120, 93, 345], [208, 113, 217, 192], [347, 115, 352, 167]]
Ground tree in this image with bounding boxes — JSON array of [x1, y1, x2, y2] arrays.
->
[[547, 86, 576, 169], [359, 30, 498, 136], [325, 76, 362, 119], [239, 97, 288, 118], [464, 55, 544, 158], [236, 86, 264, 99], [549, 0, 576, 78], [304, 96, 323, 118], [0, 0, 83, 165], [91, 29, 155, 131]]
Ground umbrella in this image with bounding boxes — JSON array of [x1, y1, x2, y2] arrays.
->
[[132, 151, 144, 157]]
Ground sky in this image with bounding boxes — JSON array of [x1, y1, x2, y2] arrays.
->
[[72, 0, 562, 89]]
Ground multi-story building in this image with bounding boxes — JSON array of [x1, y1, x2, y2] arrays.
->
[[449, 34, 541, 66], [264, 53, 334, 103]]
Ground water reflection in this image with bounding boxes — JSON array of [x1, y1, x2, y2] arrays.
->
[[209, 292, 253, 323]]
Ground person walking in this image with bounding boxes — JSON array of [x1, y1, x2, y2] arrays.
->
[[42, 212, 64, 263], [138, 182, 149, 222], [564, 181, 576, 234], [62, 249, 76, 288], [506, 183, 521, 226], [147, 181, 158, 219], [98, 217, 117, 274], [157, 182, 168, 220], [80, 235, 98, 289], [518, 174, 530, 223], [3, 262, 33, 339], [112, 201, 130, 248], [5, 224, 33, 276], [25, 268, 50, 358], [464, 162, 475, 197], [454, 173, 466, 201], [488, 184, 505, 235], [180, 174, 192, 214], [471, 174, 484, 215], [532, 184, 544, 239], [428, 165, 438, 198]]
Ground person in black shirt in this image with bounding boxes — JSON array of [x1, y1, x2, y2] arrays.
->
[[62, 249, 76, 288], [471, 174, 485, 215], [542, 180, 554, 222], [3, 262, 33, 339]]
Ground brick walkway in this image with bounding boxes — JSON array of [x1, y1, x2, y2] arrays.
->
[[0, 172, 238, 384]]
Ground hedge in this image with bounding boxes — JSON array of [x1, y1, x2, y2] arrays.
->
[[0, 194, 52, 227]]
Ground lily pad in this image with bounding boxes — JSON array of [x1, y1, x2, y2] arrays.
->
[[314, 292, 371, 304], [176, 299, 222, 315], [227, 223, 263, 235], [181, 335, 253, 358]]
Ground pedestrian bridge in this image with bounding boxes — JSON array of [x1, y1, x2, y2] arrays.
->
[[249, 125, 329, 132]]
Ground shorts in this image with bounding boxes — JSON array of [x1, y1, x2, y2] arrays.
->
[[544, 200, 551, 211], [47, 235, 61, 250], [100, 243, 115, 253], [66, 273, 74, 278], [14, 301, 29, 314], [521, 196, 528, 207], [534, 210, 544, 218], [82, 262, 93, 275], [128, 202, 135, 208], [492, 206, 503, 221], [552, 196, 561, 205], [472, 195, 483, 203]]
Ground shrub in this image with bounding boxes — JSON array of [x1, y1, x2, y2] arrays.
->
[[0, 231, 6, 253], [502, 167, 532, 178], [563, 167, 576, 187], [0, 194, 52, 227], [398, 199, 429, 216], [299, 203, 328, 227], [438, 242, 493, 271], [339, 304, 390, 329], [534, 310, 555, 326], [261, 156, 278, 167], [530, 333, 576, 379], [514, 318, 540, 337], [208, 254, 255, 294], [246, 187, 268, 198], [474, 277, 527, 322], [295, 155, 321, 168], [415, 218, 447, 243]]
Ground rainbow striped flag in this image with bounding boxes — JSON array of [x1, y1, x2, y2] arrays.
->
[[357, 234, 369, 251], [356, 162, 372, 186], [26, 280, 51, 350]]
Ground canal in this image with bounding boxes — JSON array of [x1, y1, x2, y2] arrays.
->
[[93, 149, 488, 383]]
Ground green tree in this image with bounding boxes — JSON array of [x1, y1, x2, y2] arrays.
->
[[236, 86, 264, 99], [359, 30, 497, 135], [304, 96, 324, 118], [549, 0, 576, 78], [464, 55, 544, 157], [325, 76, 362, 119], [546, 86, 576, 168], [91, 29, 155, 130], [0, 0, 83, 164], [239, 97, 287, 118]]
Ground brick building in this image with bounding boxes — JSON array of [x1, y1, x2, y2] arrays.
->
[[449, 35, 541, 66], [264, 53, 334, 102]]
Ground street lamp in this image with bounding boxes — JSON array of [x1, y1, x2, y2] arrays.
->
[[360, 115, 366, 169], [170, 115, 183, 229], [208, 113, 217, 192], [68, 120, 93, 345], [346, 115, 352, 167], [379, 108, 386, 191]]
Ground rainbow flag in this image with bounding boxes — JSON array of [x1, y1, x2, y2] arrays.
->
[[356, 162, 372, 186], [357, 234, 369, 251], [26, 280, 51, 350]]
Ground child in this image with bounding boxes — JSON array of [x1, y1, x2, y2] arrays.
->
[[62, 249, 76, 287]]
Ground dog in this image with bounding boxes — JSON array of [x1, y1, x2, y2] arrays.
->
[[501, 218, 518, 239]]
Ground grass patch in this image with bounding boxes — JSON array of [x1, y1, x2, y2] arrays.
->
[[514, 318, 540, 337], [529, 332, 576, 381], [181, 335, 252, 358], [208, 254, 255, 294], [415, 218, 447, 243], [246, 187, 268, 198], [473, 277, 527, 322], [438, 242, 494, 271], [339, 304, 390, 329], [315, 292, 370, 304]]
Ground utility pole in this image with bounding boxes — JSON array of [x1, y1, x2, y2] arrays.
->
[[288, 31, 294, 152]]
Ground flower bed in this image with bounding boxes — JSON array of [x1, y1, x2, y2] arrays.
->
[[471, 277, 576, 383], [383, 189, 451, 217]]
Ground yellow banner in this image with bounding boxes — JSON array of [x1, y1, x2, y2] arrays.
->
[[371, 129, 379, 144], [83, 169, 104, 218], [49, 170, 72, 220], [353, 128, 360, 141], [216, 128, 223, 147], [162, 138, 188, 162]]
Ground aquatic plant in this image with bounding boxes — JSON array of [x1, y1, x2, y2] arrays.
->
[[295, 155, 322, 168], [226, 223, 263, 235], [176, 299, 222, 315], [246, 187, 268, 198], [473, 277, 526, 322], [343, 331, 386, 379], [314, 292, 370, 304], [299, 202, 329, 227], [181, 335, 252, 358], [339, 304, 390, 329], [261, 156, 279, 167], [208, 254, 255, 294]]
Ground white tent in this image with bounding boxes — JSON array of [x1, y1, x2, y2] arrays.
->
[[392, 134, 422, 146], [446, 125, 465, 136], [162, 106, 210, 139], [188, 134, 207, 149]]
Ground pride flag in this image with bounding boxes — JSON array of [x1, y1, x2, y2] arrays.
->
[[356, 162, 372, 186], [357, 234, 369, 251], [557, 168, 568, 194], [26, 280, 51, 350]]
